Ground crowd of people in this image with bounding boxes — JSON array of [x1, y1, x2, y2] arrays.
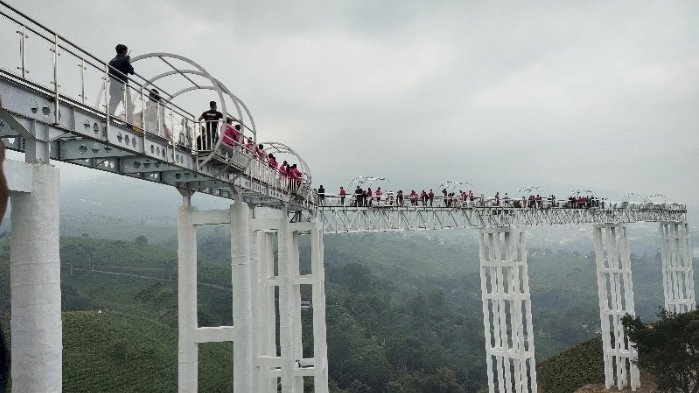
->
[[316, 186, 604, 210]]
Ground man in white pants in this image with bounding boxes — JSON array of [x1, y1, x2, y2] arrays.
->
[[108, 44, 135, 122]]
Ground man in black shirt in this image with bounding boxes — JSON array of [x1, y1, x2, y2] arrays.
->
[[108, 44, 135, 122], [197, 101, 223, 150]]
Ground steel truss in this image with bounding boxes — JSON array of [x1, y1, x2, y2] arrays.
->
[[593, 224, 640, 391], [318, 206, 687, 231], [479, 227, 537, 393], [659, 222, 696, 313]]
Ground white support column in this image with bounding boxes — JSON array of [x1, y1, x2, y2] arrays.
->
[[231, 202, 254, 392], [310, 225, 329, 393], [290, 231, 304, 392], [10, 164, 62, 393], [177, 200, 198, 393], [478, 226, 537, 393], [253, 230, 278, 393], [593, 224, 640, 391], [278, 213, 297, 393], [659, 222, 696, 313]]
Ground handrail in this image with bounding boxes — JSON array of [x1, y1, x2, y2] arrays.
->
[[0, 1, 320, 209]]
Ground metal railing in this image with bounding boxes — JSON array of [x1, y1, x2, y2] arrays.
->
[[0, 1, 316, 206]]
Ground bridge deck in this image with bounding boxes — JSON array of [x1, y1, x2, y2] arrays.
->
[[318, 205, 687, 231]]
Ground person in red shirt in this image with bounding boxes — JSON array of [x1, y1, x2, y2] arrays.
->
[[268, 154, 278, 170], [375, 187, 383, 204], [339, 186, 347, 206], [221, 118, 241, 147], [409, 190, 418, 206], [366, 188, 373, 207], [428, 189, 434, 207]]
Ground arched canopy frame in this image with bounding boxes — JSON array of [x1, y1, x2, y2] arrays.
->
[[348, 176, 391, 192], [261, 142, 312, 186], [130, 53, 257, 170], [440, 180, 478, 195], [516, 185, 550, 199]]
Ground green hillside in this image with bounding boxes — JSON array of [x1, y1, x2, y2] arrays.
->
[[63, 311, 232, 393], [536, 337, 604, 393]]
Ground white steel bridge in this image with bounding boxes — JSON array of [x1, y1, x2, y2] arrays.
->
[[0, 2, 695, 393]]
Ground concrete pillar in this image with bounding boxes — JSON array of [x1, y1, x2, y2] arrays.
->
[[253, 230, 278, 392], [478, 226, 537, 393], [659, 222, 696, 313], [278, 212, 297, 393], [290, 231, 304, 392], [10, 164, 62, 393], [310, 225, 329, 393], [593, 224, 640, 391], [231, 202, 254, 392], [177, 201, 198, 393]]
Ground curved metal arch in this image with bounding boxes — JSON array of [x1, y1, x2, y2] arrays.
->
[[261, 142, 312, 185], [440, 180, 478, 195], [347, 176, 391, 191], [515, 185, 550, 199], [130, 52, 257, 174]]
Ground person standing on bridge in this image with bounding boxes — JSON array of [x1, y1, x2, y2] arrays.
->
[[339, 186, 347, 206], [197, 101, 223, 150], [108, 44, 135, 123], [317, 185, 325, 205]]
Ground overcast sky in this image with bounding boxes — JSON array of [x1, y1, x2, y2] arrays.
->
[[7, 1, 699, 206]]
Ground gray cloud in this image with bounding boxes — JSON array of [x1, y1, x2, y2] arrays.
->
[[8, 0, 699, 206]]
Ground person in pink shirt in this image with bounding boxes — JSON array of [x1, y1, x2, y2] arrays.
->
[[375, 187, 382, 203], [221, 118, 241, 147], [409, 190, 418, 206], [428, 189, 434, 206], [366, 187, 373, 207], [268, 154, 278, 170], [339, 186, 347, 206]]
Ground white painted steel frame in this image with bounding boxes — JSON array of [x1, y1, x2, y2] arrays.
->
[[253, 214, 329, 393], [659, 222, 696, 313], [478, 227, 537, 393], [319, 206, 687, 232], [177, 201, 256, 393], [592, 224, 640, 391]]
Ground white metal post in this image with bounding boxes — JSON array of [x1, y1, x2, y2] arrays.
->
[[278, 212, 297, 393], [659, 222, 696, 313], [290, 230, 304, 392], [478, 226, 537, 393], [177, 201, 198, 393], [310, 225, 329, 393], [592, 224, 640, 391], [10, 164, 62, 393], [231, 202, 254, 392], [253, 230, 278, 392]]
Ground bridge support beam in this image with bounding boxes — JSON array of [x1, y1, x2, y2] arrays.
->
[[478, 226, 537, 393], [251, 213, 329, 393], [9, 163, 62, 393], [592, 224, 640, 391], [659, 222, 696, 313], [176, 198, 199, 393]]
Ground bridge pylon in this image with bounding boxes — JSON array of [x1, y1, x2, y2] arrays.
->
[[8, 162, 62, 393], [175, 198, 329, 393], [659, 222, 696, 313], [478, 226, 537, 393], [592, 224, 640, 391]]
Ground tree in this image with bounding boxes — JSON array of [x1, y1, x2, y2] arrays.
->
[[134, 234, 148, 246], [622, 310, 699, 393]]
